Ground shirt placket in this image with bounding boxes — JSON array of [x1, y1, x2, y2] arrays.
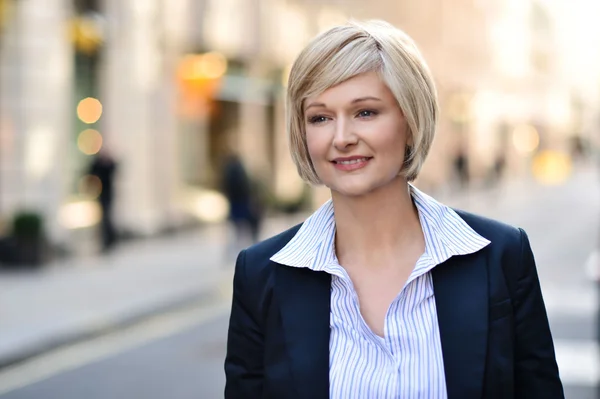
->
[[339, 268, 405, 397]]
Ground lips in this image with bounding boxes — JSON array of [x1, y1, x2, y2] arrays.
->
[[331, 156, 372, 171], [334, 157, 370, 165], [332, 156, 372, 164]]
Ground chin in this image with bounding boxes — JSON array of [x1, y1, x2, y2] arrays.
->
[[328, 180, 380, 198], [327, 175, 404, 199]]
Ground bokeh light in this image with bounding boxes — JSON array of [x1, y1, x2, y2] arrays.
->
[[531, 150, 572, 185], [198, 52, 227, 79], [77, 129, 103, 155], [59, 201, 102, 229], [512, 124, 540, 154], [25, 127, 54, 179], [77, 97, 103, 124], [178, 52, 227, 83], [184, 189, 229, 223]]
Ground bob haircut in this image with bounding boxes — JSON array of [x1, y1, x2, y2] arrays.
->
[[286, 19, 438, 183]]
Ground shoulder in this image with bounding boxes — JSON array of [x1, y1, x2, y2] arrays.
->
[[452, 208, 533, 288], [246, 223, 302, 261], [231, 223, 303, 320], [453, 208, 524, 250], [236, 223, 303, 278]]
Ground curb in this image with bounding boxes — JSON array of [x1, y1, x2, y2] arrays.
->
[[0, 274, 232, 370]]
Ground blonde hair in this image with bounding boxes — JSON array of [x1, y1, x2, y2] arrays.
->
[[286, 20, 438, 183]]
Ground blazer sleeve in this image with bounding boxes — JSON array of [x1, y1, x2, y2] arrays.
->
[[513, 228, 565, 398], [224, 250, 264, 398]]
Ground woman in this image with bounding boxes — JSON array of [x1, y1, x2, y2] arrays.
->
[[225, 20, 564, 399]]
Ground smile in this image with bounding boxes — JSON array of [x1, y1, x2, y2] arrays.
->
[[335, 157, 370, 165], [332, 157, 372, 171]]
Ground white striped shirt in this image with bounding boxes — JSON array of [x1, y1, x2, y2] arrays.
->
[[271, 185, 491, 398]]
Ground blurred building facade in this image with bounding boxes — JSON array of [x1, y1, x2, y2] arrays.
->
[[0, 0, 598, 250], [0, 0, 74, 243]]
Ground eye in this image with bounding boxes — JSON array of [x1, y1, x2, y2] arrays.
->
[[307, 115, 329, 124], [357, 109, 378, 118]]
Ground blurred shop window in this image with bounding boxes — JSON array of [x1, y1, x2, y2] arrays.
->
[[72, 0, 103, 97], [176, 54, 241, 189], [71, 0, 105, 195]]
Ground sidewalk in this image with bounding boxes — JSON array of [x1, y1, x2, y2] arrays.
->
[[0, 165, 596, 369], [0, 214, 306, 369]]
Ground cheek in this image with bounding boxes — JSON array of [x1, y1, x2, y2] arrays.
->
[[375, 125, 408, 166], [383, 122, 409, 151], [305, 130, 327, 160]]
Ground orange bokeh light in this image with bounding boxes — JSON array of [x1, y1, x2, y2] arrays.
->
[[77, 97, 103, 124], [77, 129, 103, 155], [177, 52, 226, 97]]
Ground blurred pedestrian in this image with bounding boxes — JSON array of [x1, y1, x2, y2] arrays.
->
[[453, 144, 470, 189], [225, 20, 564, 398], [486, 127, 509, 194], [485, 151, 506, 190], [569, 134, 587, 163], [89, 148, 118, 253], [221, 153, 263, 257], [493, 153, 506, 181]]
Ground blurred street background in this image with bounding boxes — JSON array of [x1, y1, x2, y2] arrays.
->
[[0, 0, 599, 398]]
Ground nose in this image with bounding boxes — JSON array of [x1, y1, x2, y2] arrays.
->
[[332, 118, 358, 150]]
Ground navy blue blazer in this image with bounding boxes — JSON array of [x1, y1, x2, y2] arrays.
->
[[224, 210, 564, 398]]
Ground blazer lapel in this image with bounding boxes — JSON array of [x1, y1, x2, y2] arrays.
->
[[433, 251, 489, 399], [275, 264, 331, 399]]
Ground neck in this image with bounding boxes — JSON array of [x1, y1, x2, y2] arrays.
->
[[332, 178, 423, 267]]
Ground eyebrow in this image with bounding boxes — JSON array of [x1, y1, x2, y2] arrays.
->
[[304, 96, 382, 111], [351, 96, 382, 104]]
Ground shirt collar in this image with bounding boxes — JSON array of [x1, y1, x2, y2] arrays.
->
[[270, 184, 491, 270]]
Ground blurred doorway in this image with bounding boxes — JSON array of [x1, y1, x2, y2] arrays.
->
[[207, 100, 240, 188]]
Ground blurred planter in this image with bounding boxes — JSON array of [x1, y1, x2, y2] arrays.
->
[[1, 211, 48, 268], [268, 185, 312, 214]]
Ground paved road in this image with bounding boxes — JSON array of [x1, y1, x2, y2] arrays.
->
[[0, 169, 598, 399]]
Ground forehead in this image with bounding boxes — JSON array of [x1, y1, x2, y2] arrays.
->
[[304, 71, 394, 108]]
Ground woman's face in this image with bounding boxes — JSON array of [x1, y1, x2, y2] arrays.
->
[[304, 71, 410, 198]]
